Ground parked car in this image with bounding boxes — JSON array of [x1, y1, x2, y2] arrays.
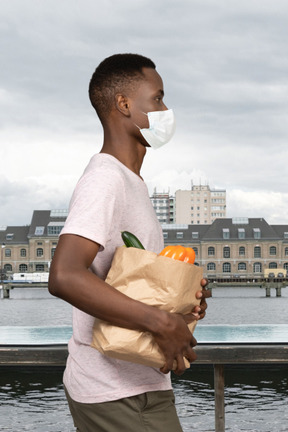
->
[[277, 272, 284, 278], [268, 272, 275, 278]]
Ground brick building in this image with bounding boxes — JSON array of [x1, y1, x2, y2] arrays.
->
[[0, 210, 67, 276], [162, 217, 288, 277], [1, 212, 288, 279]]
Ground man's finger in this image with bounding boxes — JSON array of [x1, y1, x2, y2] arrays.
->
[[202, 287, 212, 298]]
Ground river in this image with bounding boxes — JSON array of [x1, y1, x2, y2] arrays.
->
[[0, 285, 287, 431]]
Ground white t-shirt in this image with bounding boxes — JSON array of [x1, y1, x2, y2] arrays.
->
[[60, 153, 172, 403]]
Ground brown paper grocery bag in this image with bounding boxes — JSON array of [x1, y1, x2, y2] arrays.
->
[[91, 246, 203, 369]]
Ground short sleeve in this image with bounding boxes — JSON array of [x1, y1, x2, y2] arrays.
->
[[61, 166, 125, 249]]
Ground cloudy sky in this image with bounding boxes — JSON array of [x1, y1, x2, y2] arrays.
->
[[1, 0, 288, 226]]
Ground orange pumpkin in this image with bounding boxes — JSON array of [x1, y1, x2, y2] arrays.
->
[[158, 245, 196, 264]]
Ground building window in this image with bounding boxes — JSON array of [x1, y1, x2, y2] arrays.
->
[[284, 232, 288, 239], [254, 246, 261, 258], [20, 248, 27, 257], [238, 228, 245, 239], [223, 262, 231, 273], [269, 246, 276, 255], [47, 226, 63, 235], [6, 233, 14, 241], [253, 228, 261, 239], [207, 262, 216, 271], [253, 262, 262, 273], [176, 232, 183, 239], [193, 247, 198, 256], [223, 247, 230, 258], [19, 264, 28, 272], [36, 264, 45, 271], [285, 247, 288, 256], [5, 248, 11, 257], [222, 228, 230, 239], [238, 262, 246, 271], [35, 226, 45, 236], [284, 263, 288, 270], [239, 246, 245, 256], [163, 232, 168, 240], [51, 248, 56, 258], [192, 232, 199, 239], [4, 264, 12, 272], [269, 262, 277, 269], [36, 248, 43, 257], [208, 246, 215, 256], [47, 222, 65, 236]]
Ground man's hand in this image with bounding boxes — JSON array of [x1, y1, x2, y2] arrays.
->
[[193, 278, 211, 320], [152, 278, 211, 376], [152, 311, 198, 376]]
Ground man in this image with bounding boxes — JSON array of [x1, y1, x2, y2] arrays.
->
[[49, 53, 210, 432]]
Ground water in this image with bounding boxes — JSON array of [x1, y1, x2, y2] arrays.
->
[[173, 365, 288, 432], [0, 286, 288, 431], [0, 369, 71, 432]]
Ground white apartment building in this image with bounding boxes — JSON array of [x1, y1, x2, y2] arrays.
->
[[175, 185, 226, 225], [150, 189, 175, 224]]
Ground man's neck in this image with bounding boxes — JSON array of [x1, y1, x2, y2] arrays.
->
[[100, 133, 147, 178]]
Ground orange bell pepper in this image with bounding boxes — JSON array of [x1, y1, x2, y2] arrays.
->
[[158, 245, 195, 264]]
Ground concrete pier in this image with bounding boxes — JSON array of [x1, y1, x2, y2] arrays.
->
[[209, 277, 287, 297], [0, 282, 48, 299]]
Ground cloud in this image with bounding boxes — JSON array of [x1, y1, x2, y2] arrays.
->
[[227, 189, 288, 224], [0, 176, 66, 226], [1, 0, 288, 226]]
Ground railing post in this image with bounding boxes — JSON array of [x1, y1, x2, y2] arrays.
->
[[276, 286, 281, 297], [214, 364, 225, 432], [2, 285, 10, 299]]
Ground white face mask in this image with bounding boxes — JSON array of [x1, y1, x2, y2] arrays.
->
[[137, 109, 176, 150]]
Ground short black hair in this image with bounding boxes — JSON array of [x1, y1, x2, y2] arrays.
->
[[89, 53, 156, 122]]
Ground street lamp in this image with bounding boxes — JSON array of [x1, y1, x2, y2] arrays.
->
[[1, 243, 5, 285]]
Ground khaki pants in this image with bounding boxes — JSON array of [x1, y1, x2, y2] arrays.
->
[[65, 387, 183, 432]]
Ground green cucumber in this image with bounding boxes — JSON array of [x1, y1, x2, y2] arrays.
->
[[121, 231, 145, 249]]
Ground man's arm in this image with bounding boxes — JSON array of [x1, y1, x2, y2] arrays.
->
[[48, 234, 203, 375]]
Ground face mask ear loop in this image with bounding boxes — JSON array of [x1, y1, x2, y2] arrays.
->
[[134, 112, 149, 130]]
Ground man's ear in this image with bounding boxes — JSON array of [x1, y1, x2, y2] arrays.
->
[[115, 94, 130, 117]]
